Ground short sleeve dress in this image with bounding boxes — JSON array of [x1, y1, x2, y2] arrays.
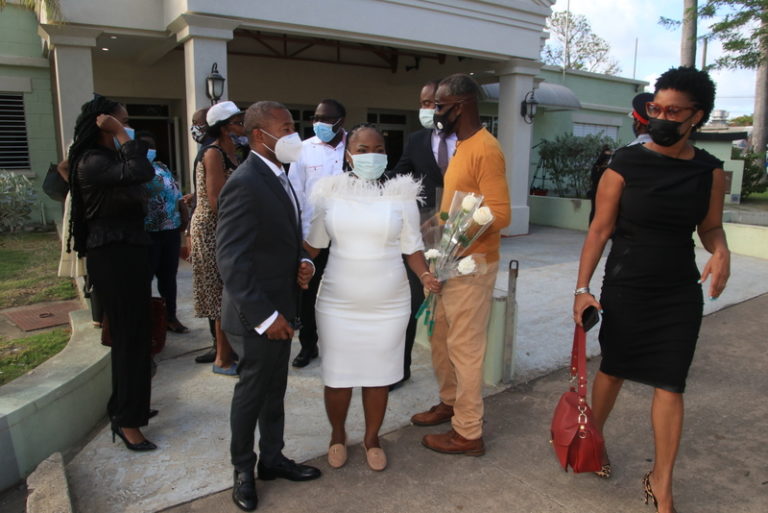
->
[[307, 173, 424, 387], [598, 144, 723, 393], [190, 146, 237, 319]]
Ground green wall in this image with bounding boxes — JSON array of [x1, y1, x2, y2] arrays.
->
[[0, 4, 61, 225]]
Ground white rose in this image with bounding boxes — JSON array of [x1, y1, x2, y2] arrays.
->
[[472, 206, 494, 225], [461, 195, 479, 211], [457, 256, 477, 275], [424, 249, 441, 260]]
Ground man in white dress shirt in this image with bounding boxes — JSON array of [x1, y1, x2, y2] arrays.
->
[[288, 99, 347, 368]]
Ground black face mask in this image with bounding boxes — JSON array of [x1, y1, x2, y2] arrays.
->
[[434, 104, 459, 135], [648, 118, 691, 147]]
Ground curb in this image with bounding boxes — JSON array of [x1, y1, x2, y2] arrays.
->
[[25, 452, 73, 513]]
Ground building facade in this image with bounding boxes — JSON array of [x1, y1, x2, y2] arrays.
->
[[32, 0, 556, 235]]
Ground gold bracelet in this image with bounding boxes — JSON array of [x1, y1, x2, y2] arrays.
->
[[419, 271, 432, 281]]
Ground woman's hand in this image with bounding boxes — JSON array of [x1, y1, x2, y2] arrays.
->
[[700, 249, 730, 299], [421, 272, 441, 294], [573, 293, 601, 326], [96, 114, 125, 136]]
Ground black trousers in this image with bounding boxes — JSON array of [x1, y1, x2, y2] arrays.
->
[[148, 228, 181, 319], [403, 258, 425, 381], [228, 331, 291, 472], [87, 242, 152, 428], [298, 247, 329, 352]]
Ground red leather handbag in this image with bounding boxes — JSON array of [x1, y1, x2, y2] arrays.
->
[[550, 325, 605, 473]]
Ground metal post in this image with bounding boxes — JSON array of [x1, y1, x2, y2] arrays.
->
[[502, 259, 519, 383]]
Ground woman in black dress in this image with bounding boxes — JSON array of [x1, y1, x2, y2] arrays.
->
[[573, 67, 730, 513], [68, 95, 157, 451]]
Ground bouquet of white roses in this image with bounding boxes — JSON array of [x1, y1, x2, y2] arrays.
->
[[416, 191, 495, 335]]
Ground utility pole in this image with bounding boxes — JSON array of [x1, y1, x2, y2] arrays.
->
[[752, 14, 768, 166], [681, 0, 698, 67]]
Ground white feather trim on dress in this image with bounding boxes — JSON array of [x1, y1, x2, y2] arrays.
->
[[309, 173, 423, 207]]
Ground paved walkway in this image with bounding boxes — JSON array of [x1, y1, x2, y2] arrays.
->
[[62, 226, 768, 513], [165, 293, 768, 513]]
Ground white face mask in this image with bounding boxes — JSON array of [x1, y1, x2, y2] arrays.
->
[[261, 130, 302, 163], [419, 108, 435, 129], [349, 152, 388, 180]]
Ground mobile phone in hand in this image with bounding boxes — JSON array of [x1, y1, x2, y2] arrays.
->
[[582, 306, 600, 332]]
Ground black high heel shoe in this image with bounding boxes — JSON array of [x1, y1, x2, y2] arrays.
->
[[111, 426, 157, 451]]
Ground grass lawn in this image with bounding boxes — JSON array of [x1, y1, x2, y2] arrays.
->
[[0, 328, 71, 386], [0, 231, 77, 309]]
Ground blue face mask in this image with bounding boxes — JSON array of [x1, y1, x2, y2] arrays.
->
[[113, 126, 135, 149], [349, 152, 388, 180], [146, 149, 157, 162], [313, 121, 339, 143]]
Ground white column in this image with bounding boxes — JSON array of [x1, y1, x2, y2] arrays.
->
[[495, 58, 542, 236], [171, 14, 235, 188], [39, 26, 100, 158]]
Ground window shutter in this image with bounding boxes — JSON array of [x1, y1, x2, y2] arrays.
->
[[0, 93, 31, 170]]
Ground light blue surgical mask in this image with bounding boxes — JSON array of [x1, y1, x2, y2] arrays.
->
[[113, 126, 135, 149], [313, 121, 339, 143], [419, 108, 436, 129], [349, 152, 388, 180], [146, 149, 157, 162]]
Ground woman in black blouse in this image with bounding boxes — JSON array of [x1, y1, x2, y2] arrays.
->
[[68, 95, 157, 451]]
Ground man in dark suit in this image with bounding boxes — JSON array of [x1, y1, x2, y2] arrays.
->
[[216, 101, 321, 512], [388, 78, 455, 389]]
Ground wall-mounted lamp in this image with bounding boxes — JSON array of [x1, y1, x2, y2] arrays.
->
[[520, 90, 538, 124], [206, 63, 225, 105]]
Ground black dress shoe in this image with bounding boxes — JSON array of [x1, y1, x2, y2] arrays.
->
[[257, 457, 321, 481], [232, 470, 258, 511], [291, 347, 319, 368], [194, 347, 216, 364], [148, 409, 159, 419]]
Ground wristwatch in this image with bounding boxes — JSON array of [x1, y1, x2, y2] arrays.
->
[[573, 287, 591, 296]]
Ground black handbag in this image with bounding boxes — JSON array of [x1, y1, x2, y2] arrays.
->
[[42, 163, 69, 202]]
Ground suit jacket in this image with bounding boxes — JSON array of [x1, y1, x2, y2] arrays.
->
[[389, 128, 444, 212], [216, 152, 306, 337]]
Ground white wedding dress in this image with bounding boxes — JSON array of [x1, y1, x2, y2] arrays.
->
[[306, 173, 424, 387]]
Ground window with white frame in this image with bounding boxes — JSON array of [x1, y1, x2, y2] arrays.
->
[[0, 93, 30, 169], [573, 122, 619, 140]]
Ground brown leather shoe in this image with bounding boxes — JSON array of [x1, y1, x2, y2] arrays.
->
[[411, 402, 454, 426], [422, 429, 485, 456]]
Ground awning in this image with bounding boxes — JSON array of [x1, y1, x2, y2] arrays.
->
[[480, 81, 581, 111]]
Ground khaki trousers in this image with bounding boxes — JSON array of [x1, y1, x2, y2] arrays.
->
[[429, 261, 498, 440]]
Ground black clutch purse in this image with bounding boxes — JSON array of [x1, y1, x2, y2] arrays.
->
[[42, 163, 68, 202]]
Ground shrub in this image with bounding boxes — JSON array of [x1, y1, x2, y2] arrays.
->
[[536, 133, 617, 198], [737, 151, 767, 200], [0, 171, 37, 232]]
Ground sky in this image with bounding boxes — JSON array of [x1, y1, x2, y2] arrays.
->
[[549, 0, 758, 119]]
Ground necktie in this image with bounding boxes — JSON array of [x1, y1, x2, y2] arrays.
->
[[437, 133, 449, 174], [278, 174, 298, 222]]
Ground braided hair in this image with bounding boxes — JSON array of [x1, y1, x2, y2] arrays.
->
[[66, 95, 121, 256]]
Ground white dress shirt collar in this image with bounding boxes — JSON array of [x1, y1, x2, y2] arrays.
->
[[251, 150, 287, 178]]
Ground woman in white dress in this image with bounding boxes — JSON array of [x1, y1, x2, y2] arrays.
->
[[305, 124, 441, 471]]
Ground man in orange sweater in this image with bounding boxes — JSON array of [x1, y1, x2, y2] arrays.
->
[[411, 73, 511, 455]]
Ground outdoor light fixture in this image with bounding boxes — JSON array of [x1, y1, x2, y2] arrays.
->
[[520, 89, 538, 124], [205, 63, 225, 105]]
